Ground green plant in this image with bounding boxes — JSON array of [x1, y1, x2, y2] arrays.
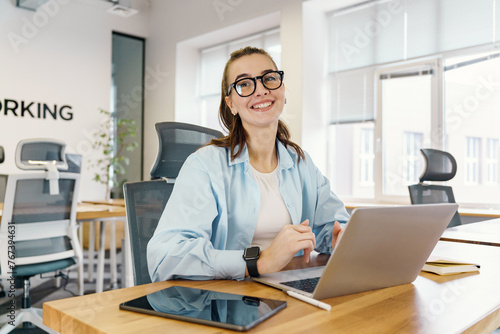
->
[[90, 109, 138, 198]]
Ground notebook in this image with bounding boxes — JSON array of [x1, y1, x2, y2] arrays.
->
[[252, 203, 458, 300]]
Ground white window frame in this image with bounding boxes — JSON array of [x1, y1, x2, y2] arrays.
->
[[374, 58, 442, 203], [485, 138, 499, 185], [465, 136, 481, 185], [403, 131, 424, 184], [359, 127, 374, 186]]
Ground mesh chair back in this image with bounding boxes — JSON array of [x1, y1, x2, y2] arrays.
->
[[15, 139, 68, 171], [408, 184, 456, 204], [0, 173, 81, 277], [409, 183, 462, 227], [65, 153, 83, 173], [419, 148, 457, 182], [124, 180, 174, 285], [150, 122, 223, 179], [408, 149, 461, 227], [0, 174, 6, 202]]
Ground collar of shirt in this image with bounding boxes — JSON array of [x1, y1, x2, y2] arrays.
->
[[227, 140, 295, 171]]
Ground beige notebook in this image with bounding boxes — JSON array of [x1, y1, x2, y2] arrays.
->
[[422, 256, 480, 275]]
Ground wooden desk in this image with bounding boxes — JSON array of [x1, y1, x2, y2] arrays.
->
[[82, 199, 125, 207], [75, 203, 128, 293], [441, 218, 500, 247], [458, 208, 500, 219], [76, 203, 126, 220], [345, 203, 500, 219], [0, 202, 126, 221], [43, 241, 500, 334]]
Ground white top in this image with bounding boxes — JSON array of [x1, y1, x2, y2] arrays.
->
[[249, 163, 292, 250]]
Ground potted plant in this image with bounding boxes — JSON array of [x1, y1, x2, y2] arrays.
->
[[90, 109, 138, 199]]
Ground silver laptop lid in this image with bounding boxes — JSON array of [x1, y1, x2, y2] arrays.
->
[[253, 203, 458, 300], [312, 203, 458, 299]]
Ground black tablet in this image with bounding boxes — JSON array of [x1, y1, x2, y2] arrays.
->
[[119, 285, 287, 332]]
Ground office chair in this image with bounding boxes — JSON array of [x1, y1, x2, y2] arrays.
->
[[123, 180, 174, 285], [150, 122, 223, 180], [127, 123, 220, 284], [65, 153, 83, 174], [0, 146, 4, 202], [0, 139, 83, 334], [408, 148, 461, 227]]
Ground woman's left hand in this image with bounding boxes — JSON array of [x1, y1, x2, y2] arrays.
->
[[331, 221, 343, 249]]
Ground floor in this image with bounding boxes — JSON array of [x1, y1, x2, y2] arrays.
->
[[0, 250, 123, 333]]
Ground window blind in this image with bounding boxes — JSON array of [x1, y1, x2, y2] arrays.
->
[[329, 68, 375, 124], [329, 0, 500, 73], [328, 0, 500, 124]]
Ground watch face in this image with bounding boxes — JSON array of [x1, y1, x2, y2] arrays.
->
[[245, 247, 260, 259]]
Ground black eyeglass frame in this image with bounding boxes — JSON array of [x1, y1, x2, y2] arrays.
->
[[227, 70, 285, 97]]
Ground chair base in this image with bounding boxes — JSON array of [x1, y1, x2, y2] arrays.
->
[[0, 307, 58, 334]]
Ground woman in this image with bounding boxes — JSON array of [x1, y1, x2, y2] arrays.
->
[[147, 46, 349, 281]]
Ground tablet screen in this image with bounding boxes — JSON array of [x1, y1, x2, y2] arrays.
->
[[119, 285, 287, 331]]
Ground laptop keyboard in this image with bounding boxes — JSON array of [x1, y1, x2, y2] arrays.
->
[[280, 277, 320, 294]]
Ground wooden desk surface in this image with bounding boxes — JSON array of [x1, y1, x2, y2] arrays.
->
[[76, 203, 126, 221], [345, 203, 500, 218], [440, 218, 500, 247], [0, 202, 126, 221], [82, 199, 125, 207], [43, 241, 500, 334]]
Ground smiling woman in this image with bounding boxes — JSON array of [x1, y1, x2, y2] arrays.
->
[[147, 46, 350, 283], [213, 48, 297, 165]]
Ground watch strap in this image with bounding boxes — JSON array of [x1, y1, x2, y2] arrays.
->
[[246, 258, 260, 277]]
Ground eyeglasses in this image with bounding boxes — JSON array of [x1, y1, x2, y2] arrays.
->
[[227, 70, 284, 97]]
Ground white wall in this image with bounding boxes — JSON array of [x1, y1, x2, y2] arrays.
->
[[0, 0, 367, 197], [0, 0, 149, 200], [144, 0, 305, 179]]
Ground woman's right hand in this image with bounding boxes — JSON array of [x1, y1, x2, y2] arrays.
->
[[256, 219, 316, 275]]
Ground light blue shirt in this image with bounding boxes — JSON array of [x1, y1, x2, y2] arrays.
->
[[147, 141, 350, 282]]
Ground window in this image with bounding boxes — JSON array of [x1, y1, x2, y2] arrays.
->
[[198, 29, 280, 133], [379, 65, 432, 196], [328, 122, 374, 198], [486, 138, 499, 185], [326, 0, 500, 207], [444, 52, 500, 202], [360, 127, 374, 185], [465, 137, 481, 185], [403, 132, 424, 184]]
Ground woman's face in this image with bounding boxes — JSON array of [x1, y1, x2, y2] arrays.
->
[[225, 54, 285, 132]]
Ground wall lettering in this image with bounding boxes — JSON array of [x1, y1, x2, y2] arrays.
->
[[0, 98, 73, 121]]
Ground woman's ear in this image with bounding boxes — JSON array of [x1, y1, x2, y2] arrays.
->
[[225, 96, 237, 115]]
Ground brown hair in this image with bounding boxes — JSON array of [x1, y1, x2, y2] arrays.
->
[[209, 46, 305, 162]]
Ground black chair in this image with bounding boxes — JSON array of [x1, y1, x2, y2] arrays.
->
[[150, 122, 223, 180], [0, 139, 82, 333], [408, 148, 461, 227], [124, 122, 221, 285], [123, 180, 174, 286], [0, 146, 5, 202]]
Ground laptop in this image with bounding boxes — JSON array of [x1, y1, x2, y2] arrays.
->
[[253, 203, 458, 300]]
